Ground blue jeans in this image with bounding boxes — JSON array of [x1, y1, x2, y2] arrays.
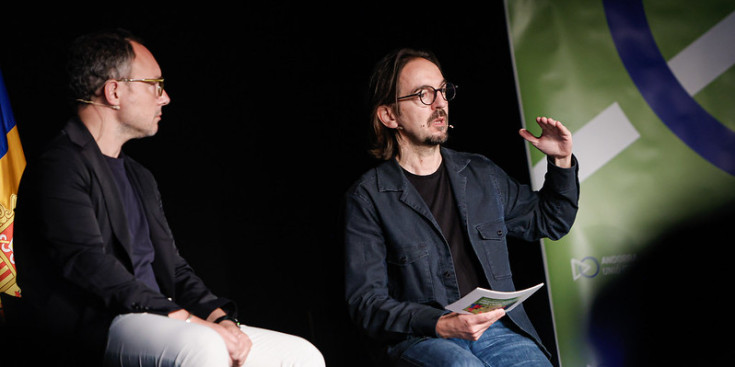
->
[[397, 319, 552, 367]]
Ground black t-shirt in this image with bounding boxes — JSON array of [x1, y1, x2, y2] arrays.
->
[[105, 155, 161, 293], [404, 160, 489, 296]]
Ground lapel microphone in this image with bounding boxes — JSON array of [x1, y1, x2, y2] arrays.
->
[[76, 99, 121, 110]]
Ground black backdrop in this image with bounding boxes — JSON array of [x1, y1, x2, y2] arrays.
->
[[1, 4, 558, 366]]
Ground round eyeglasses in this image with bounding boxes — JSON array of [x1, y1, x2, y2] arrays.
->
[[116, 78, 165, 97], [397, 83, 457, 105]]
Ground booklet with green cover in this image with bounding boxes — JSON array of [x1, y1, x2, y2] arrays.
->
[[445, 283, 544, 314]]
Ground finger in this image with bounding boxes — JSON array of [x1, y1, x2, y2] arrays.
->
[[537, 116, 563, 131], [536, 117, 555, 132], [493, 308, 506, 317], [237, 341, 252, 366], [471, 330, 485, 341], [553, 119, 572, 136], [518, 129, 539, 144], [239, 335, 253, 354], [536, 116, 554, 126], [229, 325, 246, 337], [533, 117, 563, 139], [231, 344, 249, 367], [541, 120, 572, 142], [480, 308, 506, 322], [541, 117, 569, 134]]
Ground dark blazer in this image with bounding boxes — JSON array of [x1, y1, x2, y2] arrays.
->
[[344, 147, 579, 358], [14, 118, 233, 361]]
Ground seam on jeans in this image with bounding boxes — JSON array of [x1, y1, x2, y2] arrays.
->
[[399, 354, 427, 367]]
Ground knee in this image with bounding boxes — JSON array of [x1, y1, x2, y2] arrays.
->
[[282, 335, 326, 367], [397, 358, 484, 367], [243, 326, 325, 367], [452, 361, 485, 367], [173, 325, 229, 367]]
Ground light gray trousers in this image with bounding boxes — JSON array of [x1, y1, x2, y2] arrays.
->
[[104, 313, 325, 367]]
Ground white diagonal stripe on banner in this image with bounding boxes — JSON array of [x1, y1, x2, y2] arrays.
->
[[531, 103, 639, 190], [668, 10, 735, 95], [531, 10, 735, 190]]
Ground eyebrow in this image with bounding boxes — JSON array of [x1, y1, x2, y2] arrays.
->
[[410, 80, 447, 92]]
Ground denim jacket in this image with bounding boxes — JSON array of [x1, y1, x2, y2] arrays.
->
[[343, 147, 579, 353]]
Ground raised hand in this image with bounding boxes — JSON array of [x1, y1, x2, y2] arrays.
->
[[519, 116, 573, 168]]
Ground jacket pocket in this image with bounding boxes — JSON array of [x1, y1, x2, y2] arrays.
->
[[386, 243, 434, 303], [475, 221, 512, 280], [476, 221, 506, 241]]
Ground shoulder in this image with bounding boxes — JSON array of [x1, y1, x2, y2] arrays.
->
[[343, 161, 402, 212], [16, 131, 94, 214], [345, 165, 380, 197], [24, 130, 87, 179]]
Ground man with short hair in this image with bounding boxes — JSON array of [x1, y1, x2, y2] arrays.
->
[[343, 48, 579, 366], [14, 29, 324, 367]]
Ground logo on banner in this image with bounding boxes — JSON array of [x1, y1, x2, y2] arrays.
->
[[572, 254, 638, 281], [571, 256, 599, 280]]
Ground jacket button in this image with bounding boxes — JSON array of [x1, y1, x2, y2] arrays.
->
[[497, 230, 503, 236]]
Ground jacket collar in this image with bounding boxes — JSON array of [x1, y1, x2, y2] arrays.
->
[[63, 116, 97, 149], [375, 146, 470, 192], [375, 147, 472, 238]]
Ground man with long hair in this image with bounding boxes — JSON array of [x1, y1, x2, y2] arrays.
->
[[344, 48, 579, 366]]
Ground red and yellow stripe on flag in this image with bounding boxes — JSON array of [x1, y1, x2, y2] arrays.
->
[[0, 69, 26, 312]]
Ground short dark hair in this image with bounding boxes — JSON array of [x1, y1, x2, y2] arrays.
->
[[367, 48, 442, 160], [67, 29, 143, 102]]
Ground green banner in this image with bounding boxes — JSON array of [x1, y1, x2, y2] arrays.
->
[[505, 1, 735, 365]]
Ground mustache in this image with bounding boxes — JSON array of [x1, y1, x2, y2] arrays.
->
[[428, 109, 448, 123]]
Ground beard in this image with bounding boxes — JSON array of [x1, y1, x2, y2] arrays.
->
[[424, 132, 448, 145], [423, 109, 449, 145]]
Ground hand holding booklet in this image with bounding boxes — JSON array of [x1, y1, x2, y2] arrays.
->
[[445, 283, 544, 315]]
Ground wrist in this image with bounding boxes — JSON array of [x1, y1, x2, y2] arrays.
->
[[214, 314, 240, 326], [553, 154, 572, 168]]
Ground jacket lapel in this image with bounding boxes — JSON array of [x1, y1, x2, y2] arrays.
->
[[441, 147, 471, 230], [63, 119, 134, 263]]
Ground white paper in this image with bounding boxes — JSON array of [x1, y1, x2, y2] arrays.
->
[[445, 283, 544, 314]]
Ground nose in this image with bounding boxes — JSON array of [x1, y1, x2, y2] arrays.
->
[[159, 89, 171, 106], [431, 91, 448, 109]]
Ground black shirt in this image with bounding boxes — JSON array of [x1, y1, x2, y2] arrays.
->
[[404, 160, 489, 296], [105, 155, 161, 293]]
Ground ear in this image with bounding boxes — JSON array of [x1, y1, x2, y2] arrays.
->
[[102, 80, 121, 107], [377, 105, 399, 129]]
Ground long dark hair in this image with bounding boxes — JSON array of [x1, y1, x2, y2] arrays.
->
[[367, 48, 442, 160]]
